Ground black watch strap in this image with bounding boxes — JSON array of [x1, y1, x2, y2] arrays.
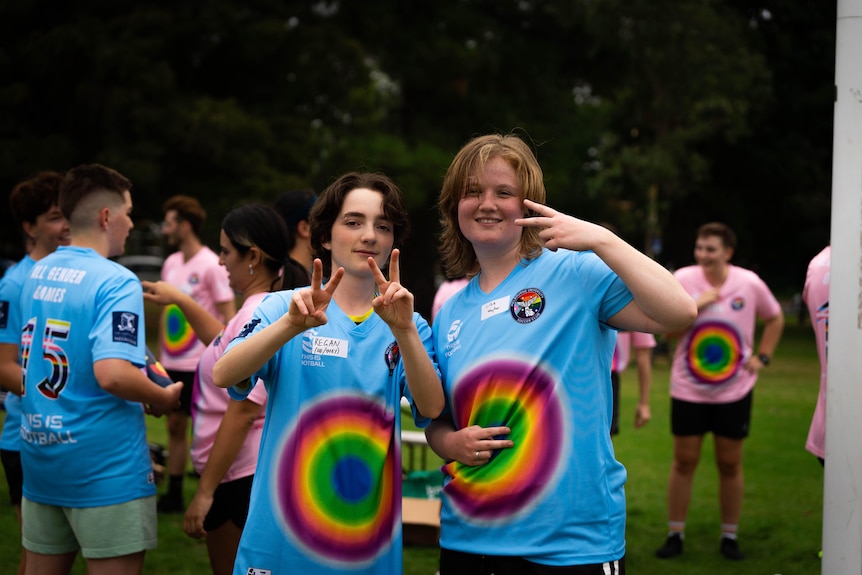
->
[[757, 353, 771, 366]]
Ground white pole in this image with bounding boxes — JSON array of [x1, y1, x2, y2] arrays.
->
[[823, 2, 862, 573]]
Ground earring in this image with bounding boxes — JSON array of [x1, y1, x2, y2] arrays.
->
[[249, 264, 254, 276]]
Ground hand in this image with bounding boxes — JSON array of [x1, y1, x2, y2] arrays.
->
[[146, 381, 183, 417], [450, 425, 514, 467], [696, 287, 721, 310], [368, 249, 414, 331], [141, 280, 184, 306], [287, 259, 344, 330], [634, 403, 652, 428], [183, 490, 213, 539], [516, 199, 610, 252]]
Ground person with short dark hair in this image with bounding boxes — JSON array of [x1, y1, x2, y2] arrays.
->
[[18, 163, 182, 575], [0, 170, 70, 575], [157, 194, 236, 513], [212, 172, 444, 574], [655, 222, 785, 561]]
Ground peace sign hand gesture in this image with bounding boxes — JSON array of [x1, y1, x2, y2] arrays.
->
[[288, 259, 344, 330], [516, 199, 610, 252], [368, 249, 415, 332]]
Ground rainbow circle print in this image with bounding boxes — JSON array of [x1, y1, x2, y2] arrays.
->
[[444, 356, 568, 524], [273, 391, 398, 566], [685, 320, 743, 385], [162, 304, 197, 357]]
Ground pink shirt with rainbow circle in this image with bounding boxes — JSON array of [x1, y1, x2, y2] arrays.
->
[[670, 264, 781, 404]]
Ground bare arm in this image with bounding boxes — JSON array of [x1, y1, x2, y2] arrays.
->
[[517, 199, 697, 334], [0, 343, 22, 395], [368, 250, 444, 419], [633, 346, 653, 428], [93, 358, 183, 415], [212, 260, 344, 389], [745, 310, 785, 372], [184, 397, 263, 538], [142, 280, 225, 346]]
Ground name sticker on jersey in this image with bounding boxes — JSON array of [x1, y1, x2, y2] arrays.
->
[[112, 311, 139, 345], [245, 568, 272, 575], [310, 336, 348, 358], [481, 295, 510, 321], [0, 300, 8, 329], [510, 288, 546, 324]]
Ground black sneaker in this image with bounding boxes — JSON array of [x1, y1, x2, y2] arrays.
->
[[157, 495, 184, 514], [720, 536, 745, 560], [655, 533, 684, 558]]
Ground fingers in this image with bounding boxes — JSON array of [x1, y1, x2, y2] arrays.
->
[[367, 256, 387, 288], [324, 266, 344, 296], [388, 249, 401, 284], [310, 259, 324, 291]]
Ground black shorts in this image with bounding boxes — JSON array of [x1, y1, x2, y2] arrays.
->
[[203, 474, 254, 532], [670, 391, 753, 439], [610, 371, 621, 436], [440, 548, 624, 575], [1, 449, 23, 505], [166, 369, 196, 415]]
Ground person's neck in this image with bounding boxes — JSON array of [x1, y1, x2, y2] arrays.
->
[[475, 247, 521, 294], [332, 274, 378, 317], [180, 237, 203, 262], [28, 244, 56, 261], [705, 264, 729, 287], [71, 234, 110, 258], [289, 242, 313, 270]]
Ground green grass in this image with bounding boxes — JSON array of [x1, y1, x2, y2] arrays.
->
[[0, 324, 823, 574]]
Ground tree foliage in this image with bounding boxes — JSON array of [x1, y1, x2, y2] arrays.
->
[[0, 0, 835, 313]]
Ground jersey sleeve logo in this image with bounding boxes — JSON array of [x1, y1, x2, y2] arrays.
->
[[510, 288, 545, 324], [112, 311, 139, 345]]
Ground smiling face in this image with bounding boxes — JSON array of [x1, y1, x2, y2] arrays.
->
[[24, 204, 70, 256], [457, 156, 526, 261], [694, 233, 733, 273], [322, 187, 394, 279]]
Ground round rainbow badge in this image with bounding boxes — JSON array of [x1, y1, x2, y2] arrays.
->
[[162, 304, 197, 357], [444, 357, 567, 523], [685, 320, 743, 385], [273, 392, 398, 566]]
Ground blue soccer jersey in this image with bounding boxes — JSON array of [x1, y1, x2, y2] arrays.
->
[[225, 290, 437, 575], [432, 249, 632, 566], [18, 246, 155, 507], [0, 256, 35, 452]]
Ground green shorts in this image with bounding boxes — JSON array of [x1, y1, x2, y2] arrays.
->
[[22, 495, 157, 559]]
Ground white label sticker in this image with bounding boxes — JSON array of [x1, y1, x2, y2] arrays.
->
[[481, 295, 510, 321]]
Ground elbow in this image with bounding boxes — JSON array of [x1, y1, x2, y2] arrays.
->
[[422, 399, 445, 420], [211, 361, 231, 389], [672, 296, 698, 332]]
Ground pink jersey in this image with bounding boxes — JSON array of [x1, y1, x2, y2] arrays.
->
[[670, 264, 782, 403], [431, 277, 470, 322], [612, 331, 657, 372], [803, 246, 830, 458], [190, 292, 268, 481], [159, 247, 235, 371]]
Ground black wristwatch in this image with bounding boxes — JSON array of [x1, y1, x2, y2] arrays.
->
[[757, 353, 771, 366]]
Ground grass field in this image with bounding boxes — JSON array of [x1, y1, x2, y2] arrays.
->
[[0, 323, 824, 574]]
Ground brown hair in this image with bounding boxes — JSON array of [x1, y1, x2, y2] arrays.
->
[[309, 172, 410, 279], [60, 164, 132, 224], [163, 195, 206, 237], [9, 171, 64, 226], [438, 133, 546, 278], [697, 222, 737, 250]]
